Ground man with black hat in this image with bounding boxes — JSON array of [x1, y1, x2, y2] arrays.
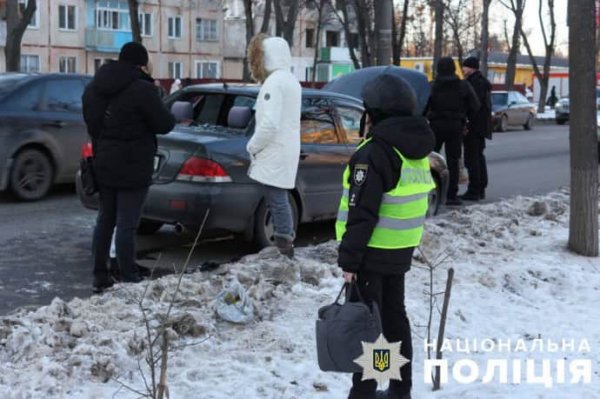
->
[[82, 42, 175, 293], [336, 72, 436, 399], [461, 56, 492, 201], [424, 56, 480, 206]]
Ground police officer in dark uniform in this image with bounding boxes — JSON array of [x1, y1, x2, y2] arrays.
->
[[336, 73, 436, 399]]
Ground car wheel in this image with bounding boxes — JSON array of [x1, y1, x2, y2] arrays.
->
[[9, 148, 53, 201], [498, 114, 508, 132], [253, 194, 299, 249], [427, 174, 442, 217], [137, 219, 164, 235], [556, 118, 566, 125], [524, 114, 534, 130]]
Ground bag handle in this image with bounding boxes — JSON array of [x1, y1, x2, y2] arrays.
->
[[334, 281, 366, 304]]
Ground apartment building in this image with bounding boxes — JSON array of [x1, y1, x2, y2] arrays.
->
[[0, 0, 353, 81]]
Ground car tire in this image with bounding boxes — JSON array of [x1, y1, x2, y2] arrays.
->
[[253, 194, 299, 249], [427, 173, 442, 217], [9, 148, 53, 201], [524, 114, 534, 130], [556, 119, 566, 125], [498, 114, 508, 132], [137, 219, 164, 235]]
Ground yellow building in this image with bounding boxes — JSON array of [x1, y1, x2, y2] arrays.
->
[[399, 52, 569, 87]]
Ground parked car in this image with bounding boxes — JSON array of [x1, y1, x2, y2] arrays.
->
[[491, 90, 537, 132], [0, 73, 91, 200], [77, 84, 449, 247], [555, 88, 600, 125]]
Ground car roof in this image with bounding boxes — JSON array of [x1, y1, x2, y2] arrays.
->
[[180, 83, 362, 105]]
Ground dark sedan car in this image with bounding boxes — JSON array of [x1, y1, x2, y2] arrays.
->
[[492, 90, 537, 132], [0, 73, 91, 200], [78, 84, 448, 248]]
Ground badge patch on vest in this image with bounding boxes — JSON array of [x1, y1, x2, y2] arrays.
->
[[353, 164, 368, 186], [264, 93, 271, 101]]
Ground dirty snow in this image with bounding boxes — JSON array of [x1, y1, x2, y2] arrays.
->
[[0, 189, 599, 399]]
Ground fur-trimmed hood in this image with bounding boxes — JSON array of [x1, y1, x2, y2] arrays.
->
[[248, 34, 292, 83]]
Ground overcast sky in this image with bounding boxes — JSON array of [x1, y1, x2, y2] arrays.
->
[[489, 0, 569, 57]]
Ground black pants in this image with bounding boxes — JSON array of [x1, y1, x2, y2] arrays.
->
[[93, 186, 148, 281], [431, 120, 463, 199], [463, 133, 488, 195], [350, 272, 412, 398]]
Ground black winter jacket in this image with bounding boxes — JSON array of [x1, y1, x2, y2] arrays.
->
[[425, 75, 480, 125], [338, 116, 435, 275], [82, 61, 175, 189], [465, 71, 493, 139]]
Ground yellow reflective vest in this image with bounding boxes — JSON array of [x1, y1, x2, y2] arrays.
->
[[335, 138, 435, 249]]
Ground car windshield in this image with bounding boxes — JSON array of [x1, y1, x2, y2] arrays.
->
[[491, 93, 508, 106], [0, 74, 29, 96]]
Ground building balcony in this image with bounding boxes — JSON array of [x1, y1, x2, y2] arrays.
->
[[85, 28, 132, 53]]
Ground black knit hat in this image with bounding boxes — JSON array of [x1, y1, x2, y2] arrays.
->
[[362, 72, 417, 123], [437, 57, 456, 76], [462, 56, 480, 70], [119, 42, 149, 66]]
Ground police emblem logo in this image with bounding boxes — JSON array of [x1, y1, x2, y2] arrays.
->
[[353, 164, 368, 186], [373, 349, 390, 372]]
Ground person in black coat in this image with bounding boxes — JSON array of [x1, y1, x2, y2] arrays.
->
[[339, 73, 436, 399], [424, 56, 480, 205], [82, 42, 175, 292], [461, 56, 493, 201]]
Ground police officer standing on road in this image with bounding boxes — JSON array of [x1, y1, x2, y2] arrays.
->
[[461, 56, 492, 201], [336, 72, 436, 399]]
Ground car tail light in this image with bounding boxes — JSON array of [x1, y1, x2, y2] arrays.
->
[[81, 142, 93, 159], [177, 156, 232, 183]]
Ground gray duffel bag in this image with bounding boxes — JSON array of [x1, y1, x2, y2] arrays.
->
[[316, 282, 382, 372]]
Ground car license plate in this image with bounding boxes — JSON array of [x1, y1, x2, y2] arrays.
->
[[153, 156, 160, 172]]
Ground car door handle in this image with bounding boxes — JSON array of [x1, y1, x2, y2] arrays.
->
[[43, 121, 66, 128], [300, 152, 309, 160]]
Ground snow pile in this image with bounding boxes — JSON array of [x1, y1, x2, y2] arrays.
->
[[1, 190, 599, 399], [536, 107, 556, 121]]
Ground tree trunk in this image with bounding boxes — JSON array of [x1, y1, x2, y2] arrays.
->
[[392, 5, 399, 65], [242, 0, 256, 82], [480, 0, 492, 79], [335, 0, 361, 69], [128, 0, 142, 43], [568, 0, 599, 256], [273, 0, 300, 48], [505, 0, 524, 91], [397, 0, 410, 64], [260, 0, 273, 33], [433, 0, 445, 78], [5, 0, 37, 72], [375, 0, 393, 65], [352, 0, 373, 67], [312, 1, 325, 84]]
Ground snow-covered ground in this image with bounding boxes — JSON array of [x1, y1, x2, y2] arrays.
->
[[536, 107, 555, 121], [1, 190, 599, 399]]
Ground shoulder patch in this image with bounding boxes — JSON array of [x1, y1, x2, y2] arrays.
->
[[353, 164, 368, 186], [264, 93, 271, 101]]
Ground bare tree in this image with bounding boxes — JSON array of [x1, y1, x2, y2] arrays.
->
[[273, 0, 302, 47], [349, 0, 375, 67], [241, 0, 273, 81], [520, 0, 556, 113], [499, 0, 526, 90], [432, 0, 445, 77], [260, 0, 273, 33], [480, 0, 492, 78], [331, 0, 362, 69], [568, 0, 599, 256], [128, 0, 142, 43], [374, 0, 393, 65], [306, 0, 337, 83], [407, 0, 433, 57], [444, 0, 481, 65], [392, 0, 410, 65], [5, 0, 37, 72]]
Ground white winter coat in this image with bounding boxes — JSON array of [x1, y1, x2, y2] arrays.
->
[[246, 37, 301, 189]]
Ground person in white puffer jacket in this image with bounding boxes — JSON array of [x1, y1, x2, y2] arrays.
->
[[246, 34, 301, 258]]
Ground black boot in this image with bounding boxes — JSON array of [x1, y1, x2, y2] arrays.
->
[[274, 236, 294, 259], [93, 273, 114, 294], [460, 191, 480, 201]]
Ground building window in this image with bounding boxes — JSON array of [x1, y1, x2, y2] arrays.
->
[[305, 28, 315, 48], [168, 62, 183, 79], [168, 17, 182, 39], [195, 61, 219, 79], [196, 19, 218, 41], [59, 5, 77, 31], [326, 31, 340, 47], [95, 0, 130, 31], [139, 12, 152, 36], [19, 0, 39, 28], [20, 55, 40, 73], [59, 56, 77, 73]]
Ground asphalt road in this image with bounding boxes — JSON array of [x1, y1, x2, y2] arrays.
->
[[0, 123, 578, 315]]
